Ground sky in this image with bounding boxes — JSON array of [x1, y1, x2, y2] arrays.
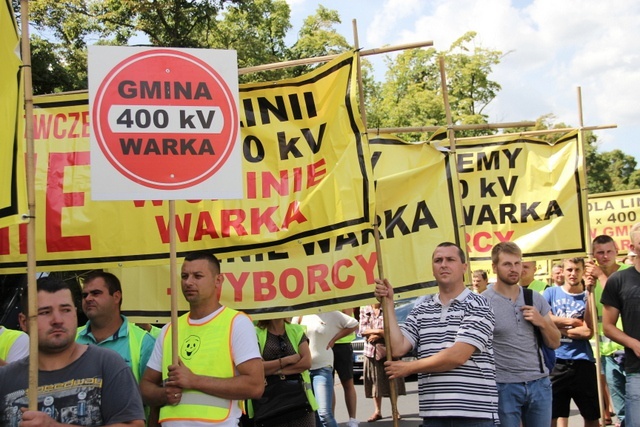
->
[[285, 0, 640, 162]]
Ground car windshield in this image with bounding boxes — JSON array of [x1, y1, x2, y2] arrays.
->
[[394, 297, 417, 324]]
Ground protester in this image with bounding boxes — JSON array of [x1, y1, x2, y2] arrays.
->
[[140, 251, 264, 427], [252, 317, 317, 427], [586, 235, 631, 427], [482, 242, 560, 426], [374, 241, 498, 426], [544, 258, 599, 427], [294, 311, 358, 427], [0, 276, 145, 426], [0, 325, 28, 365], [358, 302, 406, 422], [77, 271, 155, 382], [551, 263, 565, 286], [601, 223, 640, 427], [472, 269, 490, 294], [332, 308, 359, 427], [521, 261, 547, 292]]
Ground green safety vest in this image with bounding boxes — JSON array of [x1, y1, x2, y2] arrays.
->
[[76, 320, 149, 382], [252, 322, 318, 415]]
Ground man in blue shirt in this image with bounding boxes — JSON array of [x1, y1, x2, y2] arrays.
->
[[544, 258, 599, 427], [76, 272, 155, 382]]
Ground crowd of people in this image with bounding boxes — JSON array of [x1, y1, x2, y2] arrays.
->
[[1, 227, 640, 427]]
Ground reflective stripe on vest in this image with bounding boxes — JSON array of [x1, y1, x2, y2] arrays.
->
[[159, 307, 239, 423]]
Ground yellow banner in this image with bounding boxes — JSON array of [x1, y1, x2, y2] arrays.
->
[[455, 131, 588, 261], [588, 189, 640, 253], [0, 52, 374, 272], [117, 134, 460, 321], [0, 0, 26, 228]]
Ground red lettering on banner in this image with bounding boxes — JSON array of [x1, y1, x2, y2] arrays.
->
[[254, 271, 276, 301], [308, 264, 331, 294], [225, 271, 250, 302], [33, 112, 90, 140], [333, 259, 354, 289], [155, 214, 192, 243], [465, 230, 515, 253], [223, 254, 374, 303], [193, 212, 220, 240], [155, 202, 308, 243], [0, 223, 28, 255], [221, 210, 247, 237], [46, 152, 91, 252], [246, 159, 327, 199], [355, 253, 377, 284], [280, 268, 305, 298]]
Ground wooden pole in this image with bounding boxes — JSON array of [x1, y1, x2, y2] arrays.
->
[[351, 19, 399, 427], [369, 121, 536, 135], [239, 40, 433, 75], [577, 87, 607, 427], [169, 200, 179, 363], [437, 56, 469, 257], [20, 0, 39, 411]]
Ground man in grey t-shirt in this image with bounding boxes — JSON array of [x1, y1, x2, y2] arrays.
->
[[482, 242, 560, 427]]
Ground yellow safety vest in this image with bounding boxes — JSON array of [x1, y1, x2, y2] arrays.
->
[[159, 307, 239, 424], [0, 327, 24, 361]]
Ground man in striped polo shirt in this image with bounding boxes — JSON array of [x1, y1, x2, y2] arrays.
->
[[374, 242, 499, 426]]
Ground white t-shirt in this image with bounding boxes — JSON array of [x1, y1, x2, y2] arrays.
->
[[147, 307, 261, 427], [0, 326, 29, 363], [296, 311, 358, 370]]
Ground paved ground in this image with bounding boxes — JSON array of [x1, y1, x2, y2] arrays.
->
[[332, 376, 602, 427]]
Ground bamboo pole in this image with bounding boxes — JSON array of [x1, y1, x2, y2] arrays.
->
[[169, 200, 179, 363], [238, 40, 433, 75], [351, 19, 399, 427], [368, 121, 536, 135], [437, 56, 470, 253], [454, 124, 617, 141], [20, 0, 39, 411], [577, 87, 607, 427]]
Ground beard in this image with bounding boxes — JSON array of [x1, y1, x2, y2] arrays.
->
[[40, 329, 74, 354], [498, 272, 519, 286]]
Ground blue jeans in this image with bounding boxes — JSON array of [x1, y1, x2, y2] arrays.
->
[[310, 366, 338, 427], [497, 377, 552, 427], [421, 417, 496, 426], [626, 373, 640, 427], [603, 354, 626, 422]]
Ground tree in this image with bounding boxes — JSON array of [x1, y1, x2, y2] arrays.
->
[[288, 5, 352, 76], [365, 32, 502, 141]]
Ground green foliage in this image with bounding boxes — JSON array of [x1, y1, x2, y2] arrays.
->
[[365, 32, 501, 141], [288, 5, 352, 76]]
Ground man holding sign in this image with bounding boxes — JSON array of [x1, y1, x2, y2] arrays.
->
[[140, 251, 264, 427], [374, 242, 499, 426]]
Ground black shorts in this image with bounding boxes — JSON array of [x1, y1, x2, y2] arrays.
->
[[550, 359, 600, 420], [332, 342, 354, 382]]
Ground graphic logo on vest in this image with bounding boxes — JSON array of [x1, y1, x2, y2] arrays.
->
[[181, 335, 201, 360]]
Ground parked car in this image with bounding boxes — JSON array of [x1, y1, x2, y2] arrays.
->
[[351, 297, 418, 381]]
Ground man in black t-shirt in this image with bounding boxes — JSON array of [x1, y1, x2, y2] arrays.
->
[[0, 276, 145, 426], [601, 223, 640, 427]]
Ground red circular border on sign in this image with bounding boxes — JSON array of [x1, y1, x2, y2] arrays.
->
[[93, 49, 238, 190]]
